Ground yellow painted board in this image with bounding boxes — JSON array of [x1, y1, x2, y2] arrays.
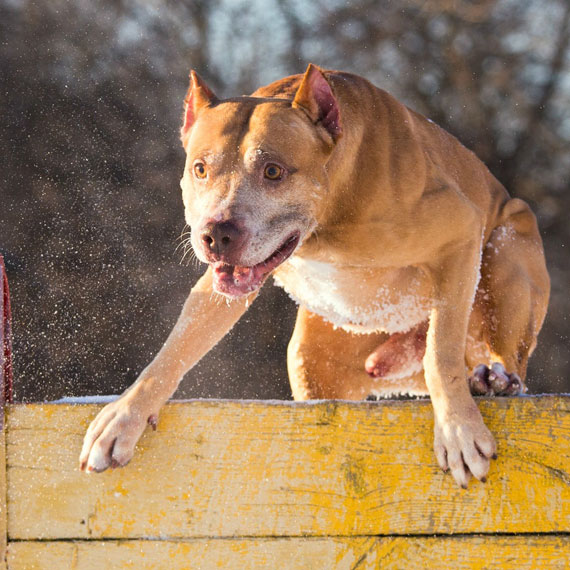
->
[[7, 536, 570, 570], [6, 397, 570, 540]]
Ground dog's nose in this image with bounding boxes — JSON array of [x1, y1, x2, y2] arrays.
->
[[200, 220, 243, 258]]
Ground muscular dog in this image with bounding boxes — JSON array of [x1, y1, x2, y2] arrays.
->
[[80, 65, 549, 487]]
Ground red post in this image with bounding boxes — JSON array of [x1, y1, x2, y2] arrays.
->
[[0, 255, 13, 407]]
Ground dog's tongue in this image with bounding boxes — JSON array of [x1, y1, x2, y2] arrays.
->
[[212, 262, 264, 297]]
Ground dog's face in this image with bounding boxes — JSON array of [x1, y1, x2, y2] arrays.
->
[[180, 68, 341, 297]]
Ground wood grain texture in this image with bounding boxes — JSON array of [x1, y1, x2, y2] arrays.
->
[[7, 536, 570, 570], [5, 397, 570, 540]]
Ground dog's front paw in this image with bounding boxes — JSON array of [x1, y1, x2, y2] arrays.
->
[[433, 408, 497, 488], [79, 395, 158, 473]]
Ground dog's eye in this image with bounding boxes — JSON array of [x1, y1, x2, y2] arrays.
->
[[193, 161, 207, 179], [264, 164, 283, 180]]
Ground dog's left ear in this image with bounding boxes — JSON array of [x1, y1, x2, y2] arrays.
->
[[293, 64, 342, 142], [181, 70, 218, 144]]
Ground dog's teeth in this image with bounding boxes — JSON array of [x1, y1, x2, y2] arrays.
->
[[234, 266, 252, 282]]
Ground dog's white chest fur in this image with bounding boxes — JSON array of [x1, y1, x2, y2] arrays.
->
[[273, 256, 431, 334]]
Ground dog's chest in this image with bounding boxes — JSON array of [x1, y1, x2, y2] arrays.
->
[[273, 256, 431, 334]]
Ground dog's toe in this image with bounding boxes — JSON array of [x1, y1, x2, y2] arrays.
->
[[502, 372, 524, 395], [488, 362, 526, 395], [86, 436, 115, 473], [434, 411, 496, 487], [487, 362, 510, 393], [468, 363, 526, 396], [110, 437, 137, 468], [80, 397, 160, 474], [468, 364, 492, 395]]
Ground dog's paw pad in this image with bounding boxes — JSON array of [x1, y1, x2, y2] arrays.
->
[[468, 363, 526, 396]]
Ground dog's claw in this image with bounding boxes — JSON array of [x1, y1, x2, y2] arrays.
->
[[148, 414, 158, 431], [468, 362, 525, 396]]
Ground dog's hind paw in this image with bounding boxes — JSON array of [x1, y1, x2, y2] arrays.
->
[[468, 363, 525, 396]]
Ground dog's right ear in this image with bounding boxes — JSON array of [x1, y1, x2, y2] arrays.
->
[[181, 71, 218, 145], [293, 64, 342, 142]]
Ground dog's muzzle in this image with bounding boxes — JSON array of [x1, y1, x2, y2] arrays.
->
[[207, 231, 300, 298]]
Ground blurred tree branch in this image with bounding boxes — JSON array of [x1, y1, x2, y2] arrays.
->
[[502, 2, 570, 195], [1, 0, 568, 399]]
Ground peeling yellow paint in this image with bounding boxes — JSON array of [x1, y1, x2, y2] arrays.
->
[[1, 397, 569, 568], [113, 481, 129, 497]]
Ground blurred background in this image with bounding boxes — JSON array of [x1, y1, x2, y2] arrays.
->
[[1, 0, 569, 401]]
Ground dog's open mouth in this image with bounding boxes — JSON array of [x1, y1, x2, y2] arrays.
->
[[212, 232, 300, 297]]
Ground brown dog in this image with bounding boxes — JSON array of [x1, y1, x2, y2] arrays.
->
[[80, 65, 549, 487]]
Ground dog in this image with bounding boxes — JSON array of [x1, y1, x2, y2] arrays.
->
[[80, 64, 549, 487]]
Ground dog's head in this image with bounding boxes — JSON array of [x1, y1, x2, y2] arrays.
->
[[179, 64, 342, 298]]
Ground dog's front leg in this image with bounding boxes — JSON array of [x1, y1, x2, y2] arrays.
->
[[79, 268, 256, 473], [424, 240, 497, 488]]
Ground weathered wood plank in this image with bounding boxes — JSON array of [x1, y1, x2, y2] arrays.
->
[[7, 536, 570, 570], [6, 397, 570, 539]]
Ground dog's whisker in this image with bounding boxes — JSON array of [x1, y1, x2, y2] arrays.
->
[[176, 225, 192, 243], [179, 238, 191, 252], [209, 291, 226, 306], [175, 231, 200, 266], [177, 231, 192, 242], [179, 250, 190, 265], [174, 240, 188, 254], [179, 244, 196, 266]]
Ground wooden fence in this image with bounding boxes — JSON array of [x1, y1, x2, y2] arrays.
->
[[0, 396, 568, 569]]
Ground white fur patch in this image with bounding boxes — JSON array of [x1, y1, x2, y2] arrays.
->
[[469, 228, 485, 313], [274, 256, 430, 334]]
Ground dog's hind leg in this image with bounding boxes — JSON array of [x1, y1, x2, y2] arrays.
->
[[287, 307, 428, 400], [468, 198, 550, 395], [287, 307, 382, 400]]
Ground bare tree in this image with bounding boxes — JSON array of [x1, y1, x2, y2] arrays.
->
[[1, 0, 568, 400]]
